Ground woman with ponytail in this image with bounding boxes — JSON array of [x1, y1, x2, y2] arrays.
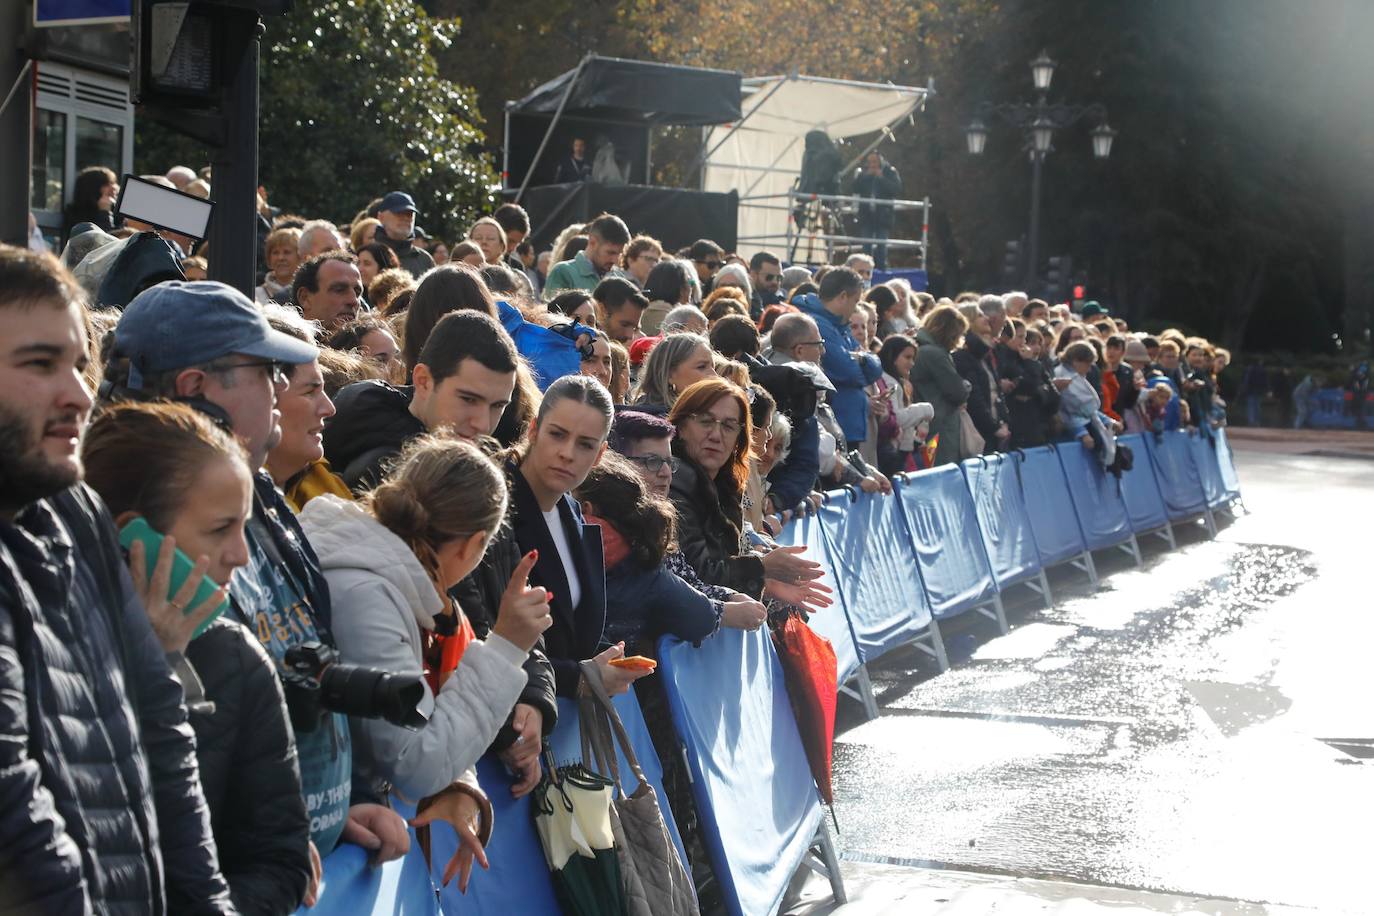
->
[[298, 436, 553, 891]]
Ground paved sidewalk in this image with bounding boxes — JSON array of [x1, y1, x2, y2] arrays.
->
[[1224, 426, 1374, 457]]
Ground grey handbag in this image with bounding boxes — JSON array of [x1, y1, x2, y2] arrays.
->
[[578, 659, 700, 916]]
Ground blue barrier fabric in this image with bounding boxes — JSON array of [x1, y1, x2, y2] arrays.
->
[[300, 825, 439, 916], [657, 627, 824, 916], [893, 467, 998, 619], [774, 508, 864, 683], [438, 689, 685, 915], [1055, 445, 1133, 550], [1189, 433, 1227, 509], [1017, 446, 1090, 567], [1215, 428, 1242, 501], [1145, 431, 1208, 521], [960, 455, 1042, 589], [1117, 433, 1171, 534], [817, 491, 935, 657]]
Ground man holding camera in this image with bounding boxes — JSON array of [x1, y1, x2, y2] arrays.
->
[[104, 280, 411, 865]]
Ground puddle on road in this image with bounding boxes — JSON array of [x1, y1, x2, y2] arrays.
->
[[830, 541, 1370, 910]]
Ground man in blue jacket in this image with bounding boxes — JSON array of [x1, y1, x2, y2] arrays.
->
[[794, 267, 883, 449]]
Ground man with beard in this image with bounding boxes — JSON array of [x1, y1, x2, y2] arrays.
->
[[0, 245, 236, 913]]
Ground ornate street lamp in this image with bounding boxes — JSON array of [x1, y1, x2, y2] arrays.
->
[[965, 119, 989, 156], [1030, 50, 1057, 93], [1091, 123, 1118, 160], [1031, 116, 1055, 154]]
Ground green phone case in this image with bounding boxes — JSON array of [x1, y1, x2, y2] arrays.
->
[[119, 517, 230, 640]]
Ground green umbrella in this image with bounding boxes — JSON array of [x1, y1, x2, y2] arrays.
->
[[532, 762, 629, 916]]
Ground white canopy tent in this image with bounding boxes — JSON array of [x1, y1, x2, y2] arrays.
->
[[703, 74, 932, 261]]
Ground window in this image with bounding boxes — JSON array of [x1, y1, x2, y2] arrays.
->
[[31, 109, 67, 212], [75, 116, 122, 176]]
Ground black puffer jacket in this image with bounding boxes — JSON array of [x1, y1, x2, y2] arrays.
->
[[953, 334, 1006, 450], [0, 486, 235, 915], [322, 380, 424, 492], [667, 457, 766, 599], [185, 619, 310, 915]]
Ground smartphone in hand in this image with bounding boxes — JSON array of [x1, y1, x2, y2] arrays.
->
[[119, 517, 229, 639]]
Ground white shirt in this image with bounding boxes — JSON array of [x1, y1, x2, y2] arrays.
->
[[542, 505, 583, 610]]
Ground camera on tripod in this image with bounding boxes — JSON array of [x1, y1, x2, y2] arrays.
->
[[282, 641, 428, 733]]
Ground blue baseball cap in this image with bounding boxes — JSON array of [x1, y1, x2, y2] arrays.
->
[[378, 191, 418, 214], [115, 280, 319, 390]]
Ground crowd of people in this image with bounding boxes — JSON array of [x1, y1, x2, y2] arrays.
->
[[3, 162, 1237, 914]]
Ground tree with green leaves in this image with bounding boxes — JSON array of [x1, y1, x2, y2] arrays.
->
[[258, 0, 496, 240]]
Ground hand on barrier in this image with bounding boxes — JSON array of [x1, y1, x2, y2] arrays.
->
[[760, 544, 824, 584], [591, 642, 653, 695], [410, 789, 490, 892], [765, 576, 834, 613], [493, 550, 554, 652], [721, 594, 768, 631], [303, 840, 321, 908], [499, 703, 544, 798], [342, 802, 410, 866], [127, 535, 229, 655]]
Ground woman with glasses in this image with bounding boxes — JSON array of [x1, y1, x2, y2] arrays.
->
[[667, 379, 832, 614], [621, 235, 663, 288]]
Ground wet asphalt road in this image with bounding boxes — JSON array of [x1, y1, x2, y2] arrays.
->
[[825, 448, 1374, 913]]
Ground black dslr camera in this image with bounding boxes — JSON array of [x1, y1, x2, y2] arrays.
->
[[282, 641, 428, 733]]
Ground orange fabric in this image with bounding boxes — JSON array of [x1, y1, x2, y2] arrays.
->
[[584, 513, 629, 569], [423, 611, 476, 695], [1101, 371, 1122, 421]]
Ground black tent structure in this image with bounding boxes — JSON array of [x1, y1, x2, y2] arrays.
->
[[503, 55, 743, 251]]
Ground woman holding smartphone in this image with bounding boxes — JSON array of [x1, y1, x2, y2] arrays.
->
[[83, 400, 314, 914]]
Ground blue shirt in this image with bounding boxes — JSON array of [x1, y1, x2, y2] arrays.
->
[[233, 525, 352, 854], [795, 293, 883, 444]]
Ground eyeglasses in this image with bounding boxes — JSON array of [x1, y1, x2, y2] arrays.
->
[[626, 454, 679, 475], [697, 260, 723, 271], [214, 358, 288, 386], [690, 414, 742, 437], [799, 340, 826, 350], [637, 254, 661, 265]]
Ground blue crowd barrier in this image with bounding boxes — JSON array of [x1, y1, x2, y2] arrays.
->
[[773, 507, 867, 703], [1016, 446, 1095, 581], [960, 454, 1047, 604], [1189, 433, 1228, 511], [1214, 428, 1243, 504], [436, 688, 686, 915], [817, 489, 947, 667], [1118, 433, 1176, 547], [1055, 443, 1137, 560], [893, 465, 1006, 631], [1308, 389, 1372, 429], [298, 825, 438, 916], [657, 626, 825, 916], [306, 424, 1243, 914], [1143, 430, 1211, 525]]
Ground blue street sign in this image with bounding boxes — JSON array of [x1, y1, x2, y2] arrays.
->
[[34, 0, 131, 27]]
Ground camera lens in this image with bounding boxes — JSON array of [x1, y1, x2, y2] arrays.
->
[[317, 665, 428, 730]]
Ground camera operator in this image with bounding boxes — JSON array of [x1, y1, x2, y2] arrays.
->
[[101, 280, 411, 866], [0, 246, 235, 913]]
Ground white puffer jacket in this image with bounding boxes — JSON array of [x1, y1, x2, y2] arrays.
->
[[299, 495, 528, 802]]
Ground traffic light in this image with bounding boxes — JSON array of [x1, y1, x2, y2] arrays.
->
[[1002, 240, 1021, 283], [132, 0, 291, 143], [1044, 254, 1072, 302]]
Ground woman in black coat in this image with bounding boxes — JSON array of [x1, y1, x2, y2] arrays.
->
[[952, 304, 1009, 451], [60, 166, 119, 245], [666, 378, 831, 613]]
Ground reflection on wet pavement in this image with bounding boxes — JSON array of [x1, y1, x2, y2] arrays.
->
[[828, 531, 1374, 912]]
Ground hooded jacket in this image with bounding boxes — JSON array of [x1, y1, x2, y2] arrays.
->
[[322, 380, 425, 493], [299, 495, 530, 802], [794, 293, 883, 445]]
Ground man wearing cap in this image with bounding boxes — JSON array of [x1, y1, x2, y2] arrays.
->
[[1080, 300, 1109, 321], [104, 280, 412, 868], [373, 191, 435, 279]]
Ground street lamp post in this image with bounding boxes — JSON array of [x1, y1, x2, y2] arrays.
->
[[965, 50, 1117, 293]]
